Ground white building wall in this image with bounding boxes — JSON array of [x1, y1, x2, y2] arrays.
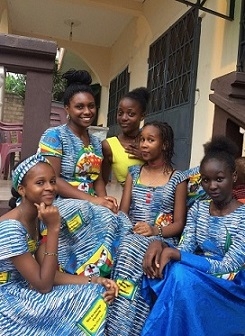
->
[[109, 0, 241, 167]]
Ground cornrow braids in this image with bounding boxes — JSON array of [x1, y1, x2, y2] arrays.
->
[[142, 120, 174, 166]]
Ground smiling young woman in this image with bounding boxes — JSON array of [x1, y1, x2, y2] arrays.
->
[[0, 154, 119, 335], [102, 87, 148, 187], [38, 69, 118, 213]]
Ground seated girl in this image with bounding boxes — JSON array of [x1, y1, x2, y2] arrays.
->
[[141, 136, 245, 336], [106, 121, 188, 336], [0, 154, 118, 335]]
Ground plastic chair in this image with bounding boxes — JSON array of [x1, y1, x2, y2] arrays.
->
[[0, 125, 23, 179], [0, 121, 23, 127]]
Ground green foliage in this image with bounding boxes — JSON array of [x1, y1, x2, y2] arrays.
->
[[4, 62, 66, 102], [5, 73, 26, 99], [52, 62, 66, 102]]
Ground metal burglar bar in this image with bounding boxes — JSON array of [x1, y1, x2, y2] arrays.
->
[[107, 67, 130, 136], [146, 7, 201, 169]]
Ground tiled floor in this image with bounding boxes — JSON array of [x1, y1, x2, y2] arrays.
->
[[0, 179, 12, 201]]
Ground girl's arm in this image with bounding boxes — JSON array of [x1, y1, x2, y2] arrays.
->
[[36, 243, 118, 303], [94, 171, 118, 211], [136, 180, 188, 237], [102, 139, 113, 185], [47, 156, 118, 213], [180, 219, 245, 275], [11, 204, 60, 293], [160, 180, 187, 238], [119, 172, 133, 214], [94, 171, 107, 197]]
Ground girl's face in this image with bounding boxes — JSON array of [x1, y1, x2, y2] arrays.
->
[[200, 158, 236, 204], [117, 98, 143, 135], [65, 92, 96, 128], [140, 125, 163, 161], [18, 163, 57, 206]]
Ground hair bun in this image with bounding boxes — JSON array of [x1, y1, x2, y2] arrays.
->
[[62, 69, 92, 87], [131, 87, 150, 104], [204, 135, 238, 158]]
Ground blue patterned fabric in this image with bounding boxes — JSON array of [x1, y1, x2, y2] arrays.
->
[[0, 219, 108, 335], [182, 165, 210, 208], [106, 167, 188, 336], [38, 124, 103, 195], [41, 198, 132, 278], [12, 154, 50, 190], [128, 165, 187, 246], [141, 201, 245, 336]]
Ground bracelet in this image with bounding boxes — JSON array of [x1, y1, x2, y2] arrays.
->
[[43, 252, 58, 256], [157, 225, 163, 238], [88, 274, 93, 284]]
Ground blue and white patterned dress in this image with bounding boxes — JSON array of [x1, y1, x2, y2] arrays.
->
[[141, 200, 245, 336], [0, 219, 109, 336], [41, 198, 132, 278], [38, 124, 103, 195], [106, 165, 187, 336]]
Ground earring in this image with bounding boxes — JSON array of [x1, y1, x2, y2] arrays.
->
[[66, 114, 70, 120]]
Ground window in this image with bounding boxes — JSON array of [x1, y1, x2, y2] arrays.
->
[[147, 8, 199, 116], [107, 67, 130, 128]]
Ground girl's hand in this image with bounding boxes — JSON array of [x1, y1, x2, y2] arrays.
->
[[35, 202, 60, 232], [142, 240, 164, 278], [133, 221, 153, 236], [125, 144, 143, 160], [155, 247, 181, 278], [93, 196, 118, 213], [95, 277, 118, 304]]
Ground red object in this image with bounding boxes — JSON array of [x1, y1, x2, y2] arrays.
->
[[0, 125, 23, 179]]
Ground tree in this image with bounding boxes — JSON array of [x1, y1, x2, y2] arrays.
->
[[5, 62, 66, 102], [5, 73, 26, 99], [52, 62, 66, 102]]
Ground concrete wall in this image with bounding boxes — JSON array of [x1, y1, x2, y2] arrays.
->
[[2, 93, 24, 123]]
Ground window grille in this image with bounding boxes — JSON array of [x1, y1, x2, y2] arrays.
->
[[107, 67, 130, 127], [147, 8, 199, 116]]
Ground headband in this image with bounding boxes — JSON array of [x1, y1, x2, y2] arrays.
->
[[12, 153, 50, 190]]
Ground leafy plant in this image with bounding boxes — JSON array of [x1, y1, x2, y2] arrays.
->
[[4, 62, 66, 102], [52, 62, 66, 102], [5, 73, 26, 99]]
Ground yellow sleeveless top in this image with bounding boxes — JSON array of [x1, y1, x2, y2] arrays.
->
[[106, 137, 144, 185]]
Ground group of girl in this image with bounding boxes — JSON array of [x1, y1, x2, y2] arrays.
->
[[0, 69, 245, 335]]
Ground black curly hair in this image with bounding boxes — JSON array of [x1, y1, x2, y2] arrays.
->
[[200, 136, 239, 173], [62, 69, 95, 106], [121, 87, 150, 116]]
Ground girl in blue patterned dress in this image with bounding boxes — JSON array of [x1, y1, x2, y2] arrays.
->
[[38, 69, 118, 213], [38, 70, 131, 280], [0, 154, 118, 335], [106, 121, 188, 335], [141, 136, 245, 336]]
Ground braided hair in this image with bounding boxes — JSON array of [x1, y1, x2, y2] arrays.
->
[[62, 69, 95, 106], [142, 121, 174, 167]]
